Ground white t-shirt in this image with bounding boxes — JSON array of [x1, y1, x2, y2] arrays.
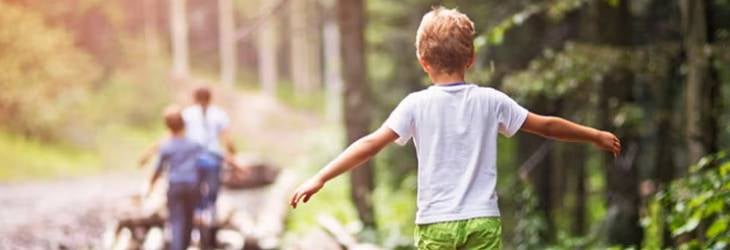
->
[[384, 84, 528, 224], [182, 104, 230, 156]]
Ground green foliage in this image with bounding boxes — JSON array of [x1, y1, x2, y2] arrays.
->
[[285, 126, 359, 231], [477, 0, 592, 47], [503, 43, 626, 101], [643, 152, 730, 249], [0, 1, 174, 179], [482, 5, 542, 46], [87, 50, 170, 125], [0, 2, 100, 140], [512, 185, 549, 250], [373, 176, 418, 249]]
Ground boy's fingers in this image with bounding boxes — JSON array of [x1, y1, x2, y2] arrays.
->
[[290, 192, 300, 208], [303, 193, 312, 203], [295, 191, 307, 206]]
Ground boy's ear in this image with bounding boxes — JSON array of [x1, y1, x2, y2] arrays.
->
[[466, 52, 476, 70], [418, 57, 431, 73]]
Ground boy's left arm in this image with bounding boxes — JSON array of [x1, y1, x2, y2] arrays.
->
[[520, 113, 621, 157], [220, 128, 237, 158]]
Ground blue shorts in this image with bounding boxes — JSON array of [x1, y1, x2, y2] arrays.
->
[[196, 151, 222, 210]]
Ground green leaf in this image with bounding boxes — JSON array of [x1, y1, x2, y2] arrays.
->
[[688, 191, 712, 209], [488, 26, 506, 45], [674, 213, 701, 236], [719, 162, 730, 177], [706, 217, 728, 239], [704, 199, 726, 217]]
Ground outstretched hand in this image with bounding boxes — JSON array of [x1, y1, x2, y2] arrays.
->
[[593, 131, 621, 158], [289, 177, 324, 208]]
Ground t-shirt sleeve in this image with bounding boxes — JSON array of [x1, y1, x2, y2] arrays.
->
[[155, 146, 169, 173], [384, 95, 415, 146], [495, 91, 529, 137]]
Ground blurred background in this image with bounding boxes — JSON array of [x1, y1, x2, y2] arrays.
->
[[0, 0, 729, 249]]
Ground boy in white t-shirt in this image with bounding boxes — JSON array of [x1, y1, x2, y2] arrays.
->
[[289, 6, 621, 249]]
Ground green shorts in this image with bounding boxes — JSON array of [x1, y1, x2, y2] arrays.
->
[[414, 217, 502, 250]]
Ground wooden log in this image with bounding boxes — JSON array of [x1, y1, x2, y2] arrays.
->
[[317, 215, 382, 250], [222, 157, 280, 189], [253, 170, 298, 249], [285, 229, 343, 250]]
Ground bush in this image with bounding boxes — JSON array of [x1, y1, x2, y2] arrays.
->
[[0, 2, 100, 140], [643, 152, 730, 250]]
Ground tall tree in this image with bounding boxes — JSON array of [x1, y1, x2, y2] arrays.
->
[[680, 0, 718, 164], [289, 0, 322, 93], [518, 96, 556, 241], [143, 0, 160, 66], [569, 145, 588, 236], [323, 13, 343, 123], [257, 1, 279, 95], [170, 0, 189, 76], [218, 0, 236, 85], [592, 1, 643, 246], [337, 0, 375, 228]]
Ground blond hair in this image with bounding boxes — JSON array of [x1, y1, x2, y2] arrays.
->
[[415, 6, 475, 74]]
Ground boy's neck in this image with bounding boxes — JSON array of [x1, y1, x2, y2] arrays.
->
[[170, 131, 185, 138], [429, 72, 466, 86]]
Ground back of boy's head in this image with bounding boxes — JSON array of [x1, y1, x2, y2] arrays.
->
[[163, 105, 185, 133], [416, 6, 475, 74], [193, 87, 211, 106]]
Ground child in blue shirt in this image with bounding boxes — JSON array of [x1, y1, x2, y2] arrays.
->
[[149, 106, 205, 250]]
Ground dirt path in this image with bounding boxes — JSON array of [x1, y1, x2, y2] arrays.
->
[[0, 173, 140, 249], [0, 82, 325, 249]]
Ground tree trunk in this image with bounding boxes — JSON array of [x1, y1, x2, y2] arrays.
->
[[593, 1, 643, 246], [170, 0, 189, 77], [654, 54, 683, 248], [323, 16, 343, 123], [143, 0, 159, 62], [289, 0, 323, 93], [257, 1, 279, 95], [518, 95, 556, 241], [680, 0, 718, 164], [567, 145, 587, 236], [143, 0, 161, 80], [337, 0, 375, 228], [599, 72, 643, 247], [218, 0, 236, 86]]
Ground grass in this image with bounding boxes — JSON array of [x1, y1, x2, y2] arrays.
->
[[0, 124, 165, 182], [0, 130, 99, 181], [276, 81, 327, 115]]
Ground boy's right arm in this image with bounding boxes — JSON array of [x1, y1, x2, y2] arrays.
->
[[147, 154, 165, 197], [138, 138, 166, 168], [520, 112, 621, 157], [138, 143, 158, 168], [289, 126, 399, 208]]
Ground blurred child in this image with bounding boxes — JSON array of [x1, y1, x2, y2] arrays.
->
[[149, 105, 205, 250], [289, 6, 621, 249]]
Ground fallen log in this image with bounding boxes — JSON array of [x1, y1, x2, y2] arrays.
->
[[223, 155, 280, 189], [317, 215, 382, 250], [252, 170, 298, 249]]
